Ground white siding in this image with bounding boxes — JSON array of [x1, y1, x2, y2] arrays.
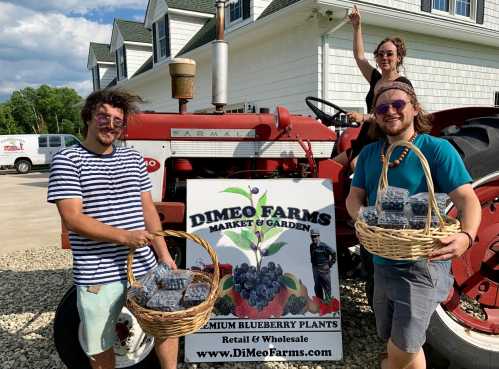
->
[[325, 24, 499, 113], [99, 65, 117, 88], [131, 22, 321, 115], [359, 0, 498, 30], [170, 14, 206, 57], [126, 46, 153, 78], [253, 0, 273, 20], [484, 0, 499, 31]]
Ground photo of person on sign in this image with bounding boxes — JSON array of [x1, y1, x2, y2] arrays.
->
[[309, 229, 336, 301]]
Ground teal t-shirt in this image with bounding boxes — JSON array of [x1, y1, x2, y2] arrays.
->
[[351, 133, 472, 265]]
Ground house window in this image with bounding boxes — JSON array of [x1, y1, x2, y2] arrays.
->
[[455, 0, 471, 16], [230, 0, 242, 22], [155, 17, 170, 60], [117, 47, 126, 79], [433, 0, 449, 11], [432, 0, 475, 18], [92, 66, 100, 91]]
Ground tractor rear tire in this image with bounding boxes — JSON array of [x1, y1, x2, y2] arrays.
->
[[442, 117, 499, 179], [54, 286, 160, 369], [426, 305, 499, 369], [426, 117, 499, 368]]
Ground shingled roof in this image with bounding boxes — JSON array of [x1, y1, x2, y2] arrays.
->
[[177, 17, 216, 55], [167, 0, 215, 14], [258, 0, 302, 19], [89, 42, 114, 63], [178, 0, 302, 55], [115, 19, 152, 44]]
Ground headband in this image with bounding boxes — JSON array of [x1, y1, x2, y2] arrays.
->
[[372, 81, 417, 109]]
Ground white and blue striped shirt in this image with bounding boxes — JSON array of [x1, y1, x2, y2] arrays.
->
[[47, 144, 157, 286]]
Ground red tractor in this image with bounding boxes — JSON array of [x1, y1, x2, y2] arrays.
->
[[53, 98, 499, 369], [53, 4, 498, 369]]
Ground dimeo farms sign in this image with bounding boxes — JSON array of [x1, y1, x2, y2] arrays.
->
[[185, 179, 342, 363]]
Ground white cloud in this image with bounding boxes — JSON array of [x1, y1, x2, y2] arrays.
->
[[0, 0, 148, 15], [0, 3, 113, 100]]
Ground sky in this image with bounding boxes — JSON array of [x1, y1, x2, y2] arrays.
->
[[0, 0, 149, 102]]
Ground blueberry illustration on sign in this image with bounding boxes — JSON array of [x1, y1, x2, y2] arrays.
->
[[212, 185, 312, 319]]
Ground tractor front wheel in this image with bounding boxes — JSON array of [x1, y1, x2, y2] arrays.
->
[[54, 286, 159, 369]]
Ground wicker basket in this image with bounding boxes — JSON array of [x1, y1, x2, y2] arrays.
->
[[126, 230, 219, 338], [355, 140, 461, 260]]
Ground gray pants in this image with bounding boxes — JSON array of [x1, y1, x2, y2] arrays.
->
[[373, 260, 453, 353], [312, 264, 331, 301]]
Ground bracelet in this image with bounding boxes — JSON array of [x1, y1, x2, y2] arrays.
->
[[460, 231, 474, 249]]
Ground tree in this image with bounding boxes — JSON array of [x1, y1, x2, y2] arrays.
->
[[0, 103, 18, 134], [4, 85, 83, 135]]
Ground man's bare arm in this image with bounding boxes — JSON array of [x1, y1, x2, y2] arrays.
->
[[56, 198, 153, 249], [430, 183, 481, 261], [346, 186, 367, 221]]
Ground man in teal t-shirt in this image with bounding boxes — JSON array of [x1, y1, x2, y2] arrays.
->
[[346, 81, 481, 369]]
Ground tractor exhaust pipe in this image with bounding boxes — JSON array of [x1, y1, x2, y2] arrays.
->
[[212, 0, 228, 112]]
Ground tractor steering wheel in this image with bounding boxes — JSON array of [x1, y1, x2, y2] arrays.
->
[[305, 96, 350, 127]]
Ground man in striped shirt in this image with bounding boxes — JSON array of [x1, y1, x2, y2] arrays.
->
[[48, 89, 178, 369]]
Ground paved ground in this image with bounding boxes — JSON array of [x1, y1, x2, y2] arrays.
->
[[0, 170, 61, 255]]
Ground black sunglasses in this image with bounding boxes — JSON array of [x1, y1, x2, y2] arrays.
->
[[374, 99, 408, 115]]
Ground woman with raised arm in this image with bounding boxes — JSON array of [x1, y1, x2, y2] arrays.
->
[[335, 5, 413, 308], [335, 5, 412, 170]]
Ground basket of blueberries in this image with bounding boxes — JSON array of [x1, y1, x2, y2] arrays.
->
[[126, 230, 219, 338], [355, 141, 461, 260]]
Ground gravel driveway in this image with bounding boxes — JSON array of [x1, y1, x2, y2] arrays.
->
[[0, 173, 384, 369]]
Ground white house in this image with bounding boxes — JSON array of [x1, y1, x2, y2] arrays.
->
[[87, 43, 116, 91], [89, 0, 499, 115]]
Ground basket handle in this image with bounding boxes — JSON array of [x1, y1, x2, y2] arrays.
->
[[377, 140, 445, 233], [127, 230, 220, 291]]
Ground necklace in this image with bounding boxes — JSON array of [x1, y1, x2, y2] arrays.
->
[[380, 132, 417, 168]]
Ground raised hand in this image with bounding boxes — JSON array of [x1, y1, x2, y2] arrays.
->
[[349, 5, 361, 28]]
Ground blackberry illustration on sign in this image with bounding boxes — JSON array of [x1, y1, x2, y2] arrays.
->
[[185, 179, 342, 362]]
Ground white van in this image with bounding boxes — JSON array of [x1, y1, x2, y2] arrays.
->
[[0, 134, 80, 174]]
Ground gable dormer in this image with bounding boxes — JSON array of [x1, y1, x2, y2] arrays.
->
[[110, 19, 153, 81], [145, 0, 214, 65], [224, 0, 273, 31], [87, 43, 116, 91]]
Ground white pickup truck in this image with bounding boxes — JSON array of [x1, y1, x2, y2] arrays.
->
[[0, 134, 80, 174]]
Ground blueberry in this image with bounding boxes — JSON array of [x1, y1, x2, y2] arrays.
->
[[251, 187, 259, 194], [260, 249, 268, 256], [276, 265, 283, 276]]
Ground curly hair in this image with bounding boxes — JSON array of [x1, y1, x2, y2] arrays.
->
[[373, 37, 407, 72], [81, 88, 143, 136]]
